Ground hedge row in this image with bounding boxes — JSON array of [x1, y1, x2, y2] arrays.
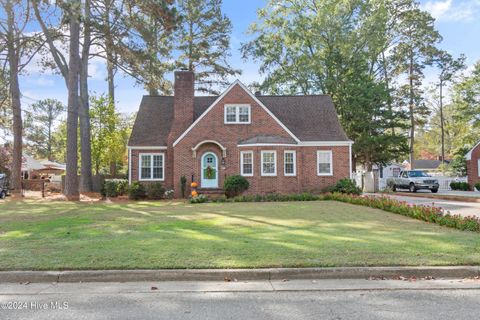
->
[[323, 193, 480, 232]]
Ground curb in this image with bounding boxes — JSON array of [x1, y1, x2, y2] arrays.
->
[[0, 266, 478, 283]]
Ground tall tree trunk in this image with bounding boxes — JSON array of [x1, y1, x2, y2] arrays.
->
[[105, 7, 117, 176], [408, 54, 415, 169], [381, 50, 395, 136], [47, 111, 52, 161], [6, 0, 22, 193], [65, 3, 81, 200], [439, 79, 445, 173], [79, 0, 93, 191]]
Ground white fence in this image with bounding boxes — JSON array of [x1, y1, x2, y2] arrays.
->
[[378, 176, 467, 191]]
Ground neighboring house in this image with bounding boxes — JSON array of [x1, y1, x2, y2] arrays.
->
[[403, 159, 449, 175], [21, 154, 44, 179], [466, 141, 480, 187], [127, 71, 353, 197]]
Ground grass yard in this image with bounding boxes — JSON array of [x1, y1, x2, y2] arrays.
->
[[0, 200, 479, 270]]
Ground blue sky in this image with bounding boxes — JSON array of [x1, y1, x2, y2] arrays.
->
[[19, 0, 480, 115]]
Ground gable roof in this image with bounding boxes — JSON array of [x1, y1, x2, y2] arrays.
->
[[465, 141, 480, 160], [128, 81, 350, 147]]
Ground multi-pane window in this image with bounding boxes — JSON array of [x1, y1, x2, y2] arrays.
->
[[261, 151, 276, 176], [224, 104, 251, 124], [317, 150, 333, 176], [140, 153, 164, 180], [239, 106, 250, 122], [225, 105, 237, 123], [284, 151, 296, 176], [241, 151, 253, 176]]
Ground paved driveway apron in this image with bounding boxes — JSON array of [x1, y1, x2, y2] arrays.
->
[[373, 193, 480, 218]]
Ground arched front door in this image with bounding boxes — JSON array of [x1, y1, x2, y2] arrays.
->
[[201, 152, 218, 188]]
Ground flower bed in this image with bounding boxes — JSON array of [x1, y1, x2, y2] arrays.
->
[[323, 193, 480, 233]]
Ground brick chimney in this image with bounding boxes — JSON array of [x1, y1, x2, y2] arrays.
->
[[170, 70, 194, 142]]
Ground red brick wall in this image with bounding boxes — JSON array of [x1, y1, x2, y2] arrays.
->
[[467, 145, 480, 188], [130, 149, 173, 189]]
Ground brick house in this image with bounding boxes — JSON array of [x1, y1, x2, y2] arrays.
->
[[127, 71, 353, 198], [466, 141, 480, 188]]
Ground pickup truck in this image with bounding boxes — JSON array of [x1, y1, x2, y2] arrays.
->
[[387, 170, 439, 193]]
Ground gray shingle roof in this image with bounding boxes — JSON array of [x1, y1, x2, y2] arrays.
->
[[412, 159, 450, 170], [238, 135, 297, 145], [128, 94, 349, 146]]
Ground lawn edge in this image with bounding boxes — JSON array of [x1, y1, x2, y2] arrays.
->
[[1, 266, 478, 283], [381, 192, 480, 203]]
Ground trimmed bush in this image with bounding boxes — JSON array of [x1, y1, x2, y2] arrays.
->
[[102, 179, 128, 198], [189, 194, 209, 203], [145, 182, 165, 200], [326, 178, 362, 195], [211, 192, 320, 203], [450, 181, 470, 191], [180, 176, 187, 198], [128, 181, 146, 200], [224, 175, 250, 198], [474, 182, 480, 191], [323, 193, 480, 233]]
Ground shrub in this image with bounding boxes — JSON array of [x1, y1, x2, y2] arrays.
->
[[146, 182, 165, 200], [326, 178, 362, 195], [474, 182, 480, 191], [323, 193, 480, 233], [211, 192, 320, 203], [189, 194, 209, 203], [165, 189, 175, 199], [128, 181, 146, 200], [180, 176, 187, 198], [224, 175, 250, 198], [450, 181, 470, 191], [102, 179, 128, 198]]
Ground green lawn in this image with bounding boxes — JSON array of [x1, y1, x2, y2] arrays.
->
[[0, 200, 478, 270]]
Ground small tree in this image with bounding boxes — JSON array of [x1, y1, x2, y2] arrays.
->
[[24, 99, 65, 160]]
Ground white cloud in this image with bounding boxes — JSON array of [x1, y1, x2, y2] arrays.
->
[[422, 0, 480, 22]]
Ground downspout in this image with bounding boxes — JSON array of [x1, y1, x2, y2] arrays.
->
[[128, 148, 132, 185], [349, 143, 353, 179]]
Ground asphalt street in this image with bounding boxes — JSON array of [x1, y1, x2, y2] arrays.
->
[[1, 279, 480, 320]]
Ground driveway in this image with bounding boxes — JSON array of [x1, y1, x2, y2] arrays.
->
[[370, 192, 480, 218]]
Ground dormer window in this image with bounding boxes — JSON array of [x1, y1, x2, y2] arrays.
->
[[224, 104, 251, 124]]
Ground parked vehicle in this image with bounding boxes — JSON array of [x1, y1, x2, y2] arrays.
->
[[387, 170, 439, 193], [0, 173, 9, 199]]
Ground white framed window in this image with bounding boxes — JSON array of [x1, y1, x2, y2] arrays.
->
[[240, 151, 254, 176], [224, 104, 251, 124], [284, 150, 296, 176], [139, 153, 165, 181], [317, 150, 333, 176], [261, 150, 277, 176]]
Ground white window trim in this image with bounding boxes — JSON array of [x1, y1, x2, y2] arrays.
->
[[240, 151, 254, 177], [261, 150, 277, 176], [478, 159, 480, 177], [139, 153, 165, 181], [284, 150, 296, 176], [224, 104, 251, 124], [317, 150, 333, 176]]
